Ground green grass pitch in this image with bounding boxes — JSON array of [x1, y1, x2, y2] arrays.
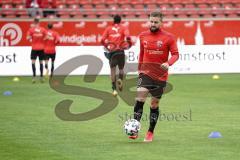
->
[[0, 74, 240, 160]]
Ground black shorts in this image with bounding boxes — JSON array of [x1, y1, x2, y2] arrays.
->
[[45, 53, 56, 61], [31, 50, 45, 60], [137, 73, 166, 99], [109, 50, 125, 69]]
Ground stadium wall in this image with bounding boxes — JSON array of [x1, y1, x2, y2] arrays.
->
[[1, 20, 240, 75], [1, 45, 240, 76]]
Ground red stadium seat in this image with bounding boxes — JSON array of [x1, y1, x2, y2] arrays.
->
[[143, 0, 156, 5], [223, 3, 235, 15], [211, 3, 223, 15], [91, 0, 104, 5], [118, 0, 130, 5], [172, 4, 184, 15], [104, 0, 116, 5], [0, 0, 12, 4], [82, 4, 93, 9], [168, 0, 183, 4], [79, 0, 91, 5], [72, 12, 84, 18], [56, 4, 69, 17], [69, 4, 80, 17], [177, 14, 188, 18], [99, 14, 111, 18], [108, 4, 119, 10], [12, 0, 25, 5], [194, 0, 207, 4], [15, 4, 29, 17], [185, 4, 198, 16], [95, 4, 106, 9], [134, 4, 144, 10], [1, 4, 15, 17], [66, 0, 78, 5], [130, 0, 143, 5], [227, 13, 238, 18], [125, 13, 136, 19], [55, 0, 65, 6], [215, 14, 226, 18], [147, 4, 158, 10], [181, 0, 194, 4], [202, 13, 213, 18]]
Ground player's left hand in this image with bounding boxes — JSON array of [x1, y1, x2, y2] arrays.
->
[[161, 63, 169, 71]]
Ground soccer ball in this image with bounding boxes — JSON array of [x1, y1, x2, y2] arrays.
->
[[123, 119, 141, 136]]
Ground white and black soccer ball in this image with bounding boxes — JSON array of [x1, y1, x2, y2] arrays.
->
[[123, 119, 141, 136]]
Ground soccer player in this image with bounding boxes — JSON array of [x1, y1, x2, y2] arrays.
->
[[130, 11, 179, 142], [44, 23, 60, 78], [101, 14, 132, 96], [27, 18, 47, 83]]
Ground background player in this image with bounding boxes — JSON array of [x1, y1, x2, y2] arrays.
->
[[44, 23, 60, 78], [101, 14, 132, 96], [27, 18, 47, 83], [131, 11, 179, 142]]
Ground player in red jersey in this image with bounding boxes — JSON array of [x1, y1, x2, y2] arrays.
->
[[129, 12, 179, 141], [27, 18, 47, 83], [101, 15, 132, 96], [44, 23, 60, 78]]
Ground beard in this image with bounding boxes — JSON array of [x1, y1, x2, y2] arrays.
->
[[150, 26, 159, 33]]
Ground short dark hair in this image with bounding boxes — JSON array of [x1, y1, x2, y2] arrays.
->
[[150, 11, 164, 21], [34, 18, 40, 23], [113, 14, 121, 24], [48, 23, 53, 29]]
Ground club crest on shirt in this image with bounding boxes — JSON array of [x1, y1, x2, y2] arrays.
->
[[143, 40, 148, 47], [157, 40, 163, 48]]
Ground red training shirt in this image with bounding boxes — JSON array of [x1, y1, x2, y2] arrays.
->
[[138, 29, 179, 81], [44, 29, 60, 54], [101, 23, 130, 52], [27, 25, 46, 50]]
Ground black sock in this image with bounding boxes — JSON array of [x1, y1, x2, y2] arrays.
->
[[112, 81, 116, 90], [32, 63, 36, 77], [119, 73, 123, 80], [45, 64, 48, 70], [51, 63, 54, 77], [134, 101, 144, 122], [40, 63, 43, 77], [148, 107, 159, 133]]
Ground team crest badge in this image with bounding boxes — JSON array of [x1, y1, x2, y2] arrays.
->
[[157, 40, 163, 48]]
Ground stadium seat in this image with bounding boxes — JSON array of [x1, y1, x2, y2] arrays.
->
[[104, 0, 116, 5], [55, 0, 65, 6], [117, 0, 130, 5], [15, 4, 29, 17], [66, 0, 78, 5], [79, 0, 91, 5], [146, 4, 158, 10], [211, 3, 223, 15], [69, 4, 80, 17], [130, 0, 143, 5], [95, 4, 106, 9], [12, 0, 25, 5], [227, 13, 238, 17], [125, 13, 136, 19], [194, 0, 207, 4], [82, 4, 93, 9], [1, 4, 16, 17], [91, 0, 104, 5], [134, 4, 144, 10], [143, 0, 156, 5], [56, 4, 69, 18], [108, 4, 119, 10], [0, 0, 12, 4], [172, 4, 184, 15], [223, 3, 235, 15]]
